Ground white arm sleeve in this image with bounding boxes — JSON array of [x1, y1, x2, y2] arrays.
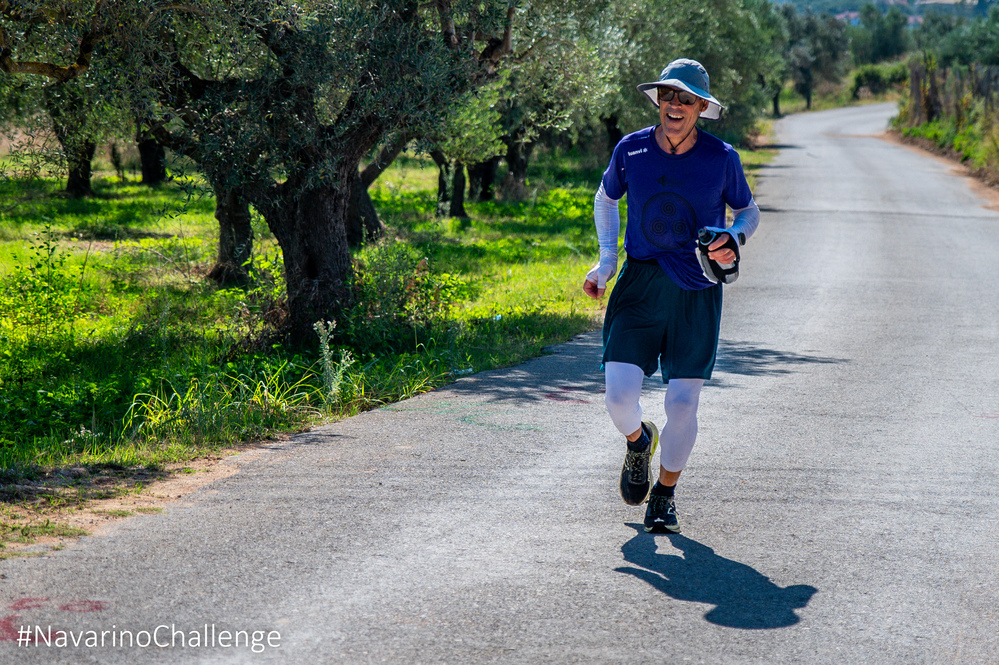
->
[[587, 183, 621, 288], [727, 198, 760, 246]]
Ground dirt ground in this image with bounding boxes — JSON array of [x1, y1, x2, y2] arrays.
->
[[0, 437, 291, 559]]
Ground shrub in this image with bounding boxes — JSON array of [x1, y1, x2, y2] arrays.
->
[[346, 241, 470, 354], [851, 62, 909, 99]]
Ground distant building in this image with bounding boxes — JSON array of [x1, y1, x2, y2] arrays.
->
[[835, 10, 861, 24]]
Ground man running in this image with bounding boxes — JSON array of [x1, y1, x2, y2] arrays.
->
[[583, 58, 760, 533]]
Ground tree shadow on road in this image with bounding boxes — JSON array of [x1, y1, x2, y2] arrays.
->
[[713, 340, 846, 379], [439, 336, 849, 403], [443, 333, 607, 406], [615, 524, 817, 629]]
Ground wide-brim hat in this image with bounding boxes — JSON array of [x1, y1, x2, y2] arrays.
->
[[636, 58, 724, 121]]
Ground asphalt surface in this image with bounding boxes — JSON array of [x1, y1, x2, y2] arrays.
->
[[2, 102, 998, 664]]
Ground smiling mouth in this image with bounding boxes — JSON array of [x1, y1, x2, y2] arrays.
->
[[666, 113, 683, 121]]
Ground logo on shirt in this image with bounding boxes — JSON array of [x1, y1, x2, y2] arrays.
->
[[626, 148, 648, 157], [640, 192, 697, 251]]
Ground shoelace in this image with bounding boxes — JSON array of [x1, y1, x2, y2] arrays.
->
[[648, 494, 674, 516], [624, 448, 649, 481]]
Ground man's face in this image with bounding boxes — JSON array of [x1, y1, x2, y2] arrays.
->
[[658, 86, 708, 140]]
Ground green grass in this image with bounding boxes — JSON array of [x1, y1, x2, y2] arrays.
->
[[0, 145, 776, 482]]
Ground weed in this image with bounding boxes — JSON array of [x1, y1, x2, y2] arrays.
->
[[91, 509, 134, 517], [0, 517, 88, 545], [314, 320, 355, 410]]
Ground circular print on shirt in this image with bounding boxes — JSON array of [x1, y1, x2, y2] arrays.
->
[[640, 192, 697, 251]]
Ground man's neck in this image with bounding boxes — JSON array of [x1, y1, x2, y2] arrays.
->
[[656, 125, 698, 155]]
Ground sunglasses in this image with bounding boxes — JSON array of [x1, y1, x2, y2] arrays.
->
[[658, 88, 698, 106]]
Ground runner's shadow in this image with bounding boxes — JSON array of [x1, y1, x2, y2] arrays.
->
[[615, 524, 817, 629]]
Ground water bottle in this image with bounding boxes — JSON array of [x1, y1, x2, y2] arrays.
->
[[696, 228, 740, 284]]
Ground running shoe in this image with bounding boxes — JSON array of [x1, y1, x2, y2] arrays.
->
[[644, 493, 680, 533], [619, 421, 659, 506]]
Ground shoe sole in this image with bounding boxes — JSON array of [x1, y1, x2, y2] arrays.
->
[[644, 522, 681, 534], [641, 421, 659, 504]]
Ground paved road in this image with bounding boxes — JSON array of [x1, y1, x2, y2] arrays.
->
[[2, 103, 998, 664]]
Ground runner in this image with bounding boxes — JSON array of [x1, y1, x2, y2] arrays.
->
[[583, 58, 760, 533]]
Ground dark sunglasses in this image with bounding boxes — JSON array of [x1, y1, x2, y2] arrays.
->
[[658, 88, 698, 106]]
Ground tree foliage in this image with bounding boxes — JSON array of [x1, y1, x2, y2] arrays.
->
[[917, 6, 999, 66], [849, 4, 910, 65], [781, 4, 849, 109]]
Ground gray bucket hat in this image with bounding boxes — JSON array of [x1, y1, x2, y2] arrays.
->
[[636, 58, 724, 121]]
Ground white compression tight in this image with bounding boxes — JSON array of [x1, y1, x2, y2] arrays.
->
[[604, 361, 705, 473]]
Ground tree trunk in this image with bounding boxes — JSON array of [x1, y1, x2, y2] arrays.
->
[[344, 134, 409, 245], [44, 83, 95, 198], [253, 180, 355, 343], [467, 157, 500, 202], [137, 137, 167, 185], [64, 142, 96, 198], [360, 134, 410, 189], [206, 179, 254, 286], [430, 150, 468, 218], [345, 169, 384, 246], [500, 133, 534, 201], [604, 115, 624, 154], [772, 92, 781, 118]]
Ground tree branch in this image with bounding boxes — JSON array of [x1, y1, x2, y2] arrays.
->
[[145, 120, 200, 160], [360, 132, 412, 188], [0, 0, 106, 82], [436, 0, 458, 48], [477, 3, 515, 72]]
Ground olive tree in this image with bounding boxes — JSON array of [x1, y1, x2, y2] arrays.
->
[[781, 4, 848, 110], [112, 0, 517, 340], [0, 0, 114, 197]]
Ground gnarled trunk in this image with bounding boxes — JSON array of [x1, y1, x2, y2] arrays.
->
[[500, 132, 534, 201], [137, 137, 167, 186], [45, 82, 95, 198], [64, 141, 96, 198], [344, 133, 410, 245], [467, 156, 500, 202], [430, 149, 467, 219], [346, 169, 383, 246], [253, 179, 354, 343], [206, 179, 254, 286]]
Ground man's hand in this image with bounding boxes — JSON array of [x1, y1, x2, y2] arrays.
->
[[583, 278, 605, 300], [707, 232, 737, 264], [584, 254, 617, 300]]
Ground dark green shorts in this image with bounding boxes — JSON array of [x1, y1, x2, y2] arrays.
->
[[602, 259, 723, 382]]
